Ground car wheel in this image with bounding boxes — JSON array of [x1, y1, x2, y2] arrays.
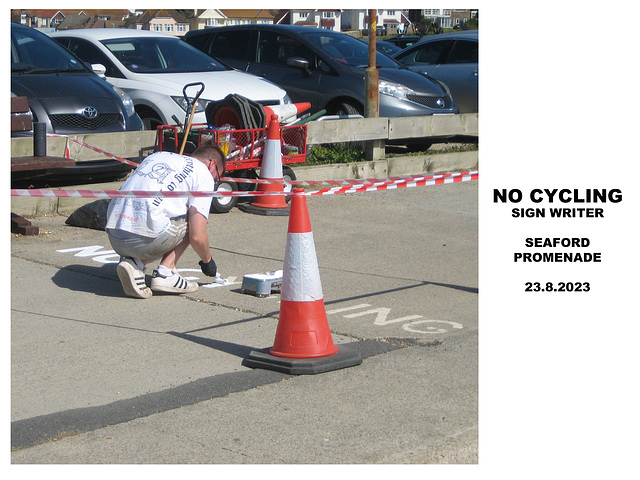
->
[[137, 107, 164, 131], [335, 101, 362, 116], [210, 179, 238, 213], [283, 166, 296, 203]]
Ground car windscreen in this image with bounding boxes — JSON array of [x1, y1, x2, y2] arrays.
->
[[303, 31, 398, 68], [101, 37, 227, 73], [11, 27, 87, 73]]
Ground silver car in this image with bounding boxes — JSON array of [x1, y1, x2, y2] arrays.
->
[[393, 30, 478, 113]]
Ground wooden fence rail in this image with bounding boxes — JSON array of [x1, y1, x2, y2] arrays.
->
[[10, 114, 478, 163]]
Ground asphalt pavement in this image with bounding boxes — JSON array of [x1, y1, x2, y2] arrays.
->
[[10, 178, 478, 464]]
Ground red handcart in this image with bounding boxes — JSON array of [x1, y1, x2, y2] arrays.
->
[[156, 122, 307, 213]]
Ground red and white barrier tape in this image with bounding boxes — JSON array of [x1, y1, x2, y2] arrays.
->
[[11, 171, 477, 199], [307, 171, 477, 196], [229, 171, 473, 186], [48, 133, 139, 167]]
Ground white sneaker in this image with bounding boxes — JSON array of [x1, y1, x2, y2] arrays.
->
[[150, 269, 198, 294], [116, 257, 152, 299]]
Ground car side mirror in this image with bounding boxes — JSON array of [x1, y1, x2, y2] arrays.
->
[[91, 63, 107, 77], [287, 57, 311, 77]]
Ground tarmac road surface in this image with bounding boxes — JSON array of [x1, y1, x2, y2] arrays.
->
[[10, 180, 478, 464]]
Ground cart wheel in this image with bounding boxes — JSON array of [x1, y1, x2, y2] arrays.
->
[[236, 169, 258, 192], [210, 179, 238, 214], [283, 166, 296, 204]]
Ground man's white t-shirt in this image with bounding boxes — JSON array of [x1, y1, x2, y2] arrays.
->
[[106, 151, 215, 238]]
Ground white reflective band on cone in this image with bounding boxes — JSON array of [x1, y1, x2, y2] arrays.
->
[[260, 139, 283, 179], [281, 232, 323, 302]]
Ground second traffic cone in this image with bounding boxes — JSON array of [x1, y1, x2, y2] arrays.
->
[[242, 189, 362, 374], [263, 102, 311, 126], [238, 114, 289, 216]]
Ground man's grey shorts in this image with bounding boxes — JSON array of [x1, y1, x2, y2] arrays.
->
[[107, 216, 188, 261]]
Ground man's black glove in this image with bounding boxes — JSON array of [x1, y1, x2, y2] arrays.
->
[[199, 258, 217, 277]]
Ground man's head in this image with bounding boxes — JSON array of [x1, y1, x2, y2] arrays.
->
[[191, 145, 226, 180]]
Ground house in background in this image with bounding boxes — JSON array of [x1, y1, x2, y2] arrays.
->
[[423, 9, 478, 29], [12, 9, 134, 30], [274, 9, 342, 31], [342, 9, 409, 35], [190, 9, 276, 30], [219, 9, 276, 26], [135, 9, 190, 36], [13, 8, 476, 36]]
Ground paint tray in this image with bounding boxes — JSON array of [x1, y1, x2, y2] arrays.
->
[[241, 270, 283, 298]]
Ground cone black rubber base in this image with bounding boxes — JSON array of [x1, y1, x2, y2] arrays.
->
[[242, 343, 362, 375], [238, 203, 290, 216]]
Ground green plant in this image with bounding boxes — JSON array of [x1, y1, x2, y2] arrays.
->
[[305, 144, 366, 165]]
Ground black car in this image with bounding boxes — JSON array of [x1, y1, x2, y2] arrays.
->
[[11, 23, 143, 136], [384, 35, 424, 49], [184, 25, 458, 118]]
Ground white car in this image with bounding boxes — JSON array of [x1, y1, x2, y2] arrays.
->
[[50, 29, 291, 130]]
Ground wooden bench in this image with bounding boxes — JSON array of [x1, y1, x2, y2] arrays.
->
[[11, 96, 76, 235]]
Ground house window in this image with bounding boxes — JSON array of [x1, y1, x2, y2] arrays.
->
[[205, 18, 218, 27], [386, 11, 395, 16], [322, 11, 334, 18], [153, 24, 163, 32], [165, 24, 173, 32], [177, 24, 187, 33]]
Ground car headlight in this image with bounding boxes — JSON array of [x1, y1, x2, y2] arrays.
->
[[171, 96, 210, 114], [112, 86, 136, 117], [378, 80, 415, 100]]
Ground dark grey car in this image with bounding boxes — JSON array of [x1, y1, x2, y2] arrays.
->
[[11, 23, 143, 136], [393, 30, 478, 113], [11, 23, 143, 185], [184, 24, 458, 118]]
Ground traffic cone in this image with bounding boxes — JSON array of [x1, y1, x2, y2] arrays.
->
[[242, 189, 362, 375], [270, 189, 337, 358], [263, 102, 311, 126], [238, 114, 290, 216]]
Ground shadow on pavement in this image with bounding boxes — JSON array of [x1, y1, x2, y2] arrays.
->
[[51, 263, 124, 298]]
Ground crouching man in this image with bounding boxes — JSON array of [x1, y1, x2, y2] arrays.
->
[[106, 145, 226, 299]]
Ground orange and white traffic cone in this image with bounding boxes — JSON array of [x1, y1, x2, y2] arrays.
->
[[270, 188, 337, 359], [238, 114, 290, 216], [242, 189, 362, 375]]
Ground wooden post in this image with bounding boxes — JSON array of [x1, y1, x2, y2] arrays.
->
[[365, 9, 379, 119], [365, 9, 385, 161]]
